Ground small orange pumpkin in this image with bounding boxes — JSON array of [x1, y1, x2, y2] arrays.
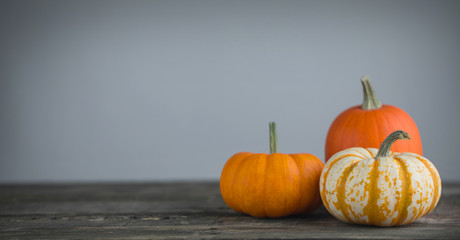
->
[[220, 122, 324, 218], [320, 130, 441, 227], [325, 76, 422, 161]]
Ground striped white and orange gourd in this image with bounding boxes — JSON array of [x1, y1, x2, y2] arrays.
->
[[320, 130, 441, 227]]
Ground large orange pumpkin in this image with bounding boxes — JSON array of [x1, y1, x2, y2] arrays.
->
[[220, 122, 324, 218], [320, 130, 441, 227], [325, 76, 422, 161]]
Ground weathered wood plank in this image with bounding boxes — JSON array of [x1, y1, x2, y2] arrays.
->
[[1, 182, 459, 239]]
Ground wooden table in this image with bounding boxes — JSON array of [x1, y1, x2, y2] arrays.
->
[[1, 182, 459, 239]]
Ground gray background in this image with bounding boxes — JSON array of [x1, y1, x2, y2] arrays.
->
[[1, 0, 459, 183]]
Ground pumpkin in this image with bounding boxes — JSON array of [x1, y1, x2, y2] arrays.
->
[[220, 122, 324, 218], [325, 76, 422, 161], [320, 130, 441, 227]]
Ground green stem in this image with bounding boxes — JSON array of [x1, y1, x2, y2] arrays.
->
[[269, 122, 278, 154], [361, 76, 382, 110], [375, 130, 411, 158]]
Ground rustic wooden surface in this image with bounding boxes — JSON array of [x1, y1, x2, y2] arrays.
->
[[1, 182, 459, 239]]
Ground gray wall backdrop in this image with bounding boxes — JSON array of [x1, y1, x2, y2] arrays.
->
[[1, 0, 459, 183]]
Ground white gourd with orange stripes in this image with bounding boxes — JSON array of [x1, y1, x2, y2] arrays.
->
[[320, 130, 441, 227]]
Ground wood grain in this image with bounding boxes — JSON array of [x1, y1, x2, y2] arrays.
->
[[1, 182, 459, 239]]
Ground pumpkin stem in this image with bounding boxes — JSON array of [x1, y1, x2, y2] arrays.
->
[[361, 76, 382, 110], [269, 122, 278, 154], [375, 130, 411, 158]]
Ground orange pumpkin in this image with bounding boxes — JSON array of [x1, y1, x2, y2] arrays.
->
[[220, 122, 324, 218], [320, 130, 441, 227], [325, 76, 422, 161]]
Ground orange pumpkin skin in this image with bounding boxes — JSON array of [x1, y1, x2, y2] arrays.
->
[[220, 152, 324, 218], [325, 104, 423, 161]]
